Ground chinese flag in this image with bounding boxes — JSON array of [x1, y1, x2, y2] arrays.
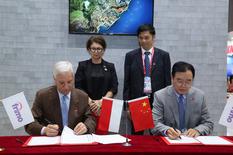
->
[[128, 96, 154, 132]]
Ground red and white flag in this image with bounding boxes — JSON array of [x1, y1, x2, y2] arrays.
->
[[128, 96, 154, 132], [97, 98, 124, 133]]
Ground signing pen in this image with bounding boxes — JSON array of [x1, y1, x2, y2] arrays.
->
[[44, 118, 61, 133], [44, 118, 53, 124], [175, 129, 182, 139]]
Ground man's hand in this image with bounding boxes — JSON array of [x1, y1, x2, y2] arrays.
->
[[166, 128, 181, 140], [74, 122, 88, 135], [183, 128, 200, 137], [44, 124, 59, 136]]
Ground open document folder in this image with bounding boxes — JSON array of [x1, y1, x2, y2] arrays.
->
[[23, 126, 128, 147], [161, 136, 233, 146]]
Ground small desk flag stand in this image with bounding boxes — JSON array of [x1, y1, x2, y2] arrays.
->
[[122, 100, 132, 147]]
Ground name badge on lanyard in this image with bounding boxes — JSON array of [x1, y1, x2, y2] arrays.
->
[[143, 48, 154, 94], [144, 76, 152, 94]]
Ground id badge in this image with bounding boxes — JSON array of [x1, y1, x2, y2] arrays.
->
[[144, 76, 152, 94]]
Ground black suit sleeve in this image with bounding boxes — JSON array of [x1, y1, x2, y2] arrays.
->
[[163, 52, 171, 86], [109, 63, 118, 96], [75, 62, 86, 91], [123, 53, 131, 100]]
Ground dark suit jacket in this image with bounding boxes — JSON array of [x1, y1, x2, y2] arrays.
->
[[75, 59, 118, 99], [123, 47, 171, 101], [25, 86, 96, 135]]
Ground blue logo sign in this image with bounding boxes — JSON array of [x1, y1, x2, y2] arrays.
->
[[12, 102, 23, 122]]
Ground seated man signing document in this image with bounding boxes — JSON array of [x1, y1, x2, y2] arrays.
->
[[151, 61, 213, 139], [25, 61, 96, 136]]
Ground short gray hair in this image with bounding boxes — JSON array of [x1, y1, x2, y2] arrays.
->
[[53, 61, 73, 78]]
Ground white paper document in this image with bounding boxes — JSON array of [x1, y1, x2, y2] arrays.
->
[[195, 136, 233, 145], [162, 136, 201, 145], [23, 126, 128, 147], [92, 134, 128, 144], [162, 136, 233, 146], [61, 126, 95, 145], [25, 136, 60, 146]]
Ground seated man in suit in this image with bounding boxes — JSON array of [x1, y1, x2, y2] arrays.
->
[[25, 61, 96, 136], [151, 61, 213, 139]]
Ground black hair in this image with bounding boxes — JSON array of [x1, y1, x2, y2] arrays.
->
[[230, 75, 233, 83], [86, 36, 106, 50], [137, 24, 156, 36], [172, 61, 195, 78]]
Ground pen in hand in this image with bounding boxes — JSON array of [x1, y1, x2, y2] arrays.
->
[[44, 118, 61, 133], [174, 128, 182, 139], [44, 118, 53, 124]]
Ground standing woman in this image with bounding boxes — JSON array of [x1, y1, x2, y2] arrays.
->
[[75, 36, 118, 116]]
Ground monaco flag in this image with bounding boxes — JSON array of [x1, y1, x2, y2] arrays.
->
[[219, 95, 233, 129], [2, 92, 34, 129], [128, 96, 154, 132], [97, 98, 124, 133]]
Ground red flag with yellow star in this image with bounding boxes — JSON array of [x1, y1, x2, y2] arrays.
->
[[128, 96, 154, 132]]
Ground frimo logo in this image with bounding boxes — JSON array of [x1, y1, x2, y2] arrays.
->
[[227, 107, 233, 123], [12, 102, 23, 122]]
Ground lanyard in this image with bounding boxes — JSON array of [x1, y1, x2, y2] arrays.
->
[[142, 48, 154, 75]]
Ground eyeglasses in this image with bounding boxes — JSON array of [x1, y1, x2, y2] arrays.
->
[[175, 79, 192, 87], [89, 48, 103, 53]]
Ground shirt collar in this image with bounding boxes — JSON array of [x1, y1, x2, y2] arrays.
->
[[57, 91, 71, 100], [173, 88, 187, 99], [141, 47, 153, 55]]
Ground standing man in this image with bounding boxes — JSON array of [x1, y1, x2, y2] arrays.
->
[[25, 61, 96, 136], [123, 24, 171, 134], [151, 61, 213, 139]]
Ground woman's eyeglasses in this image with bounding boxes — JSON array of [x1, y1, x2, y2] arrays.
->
[[90, 48, 103, 53]]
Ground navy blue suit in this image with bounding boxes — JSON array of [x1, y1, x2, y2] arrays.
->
[[123, 47, 171, 134], [123, 47, 171, 104]]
